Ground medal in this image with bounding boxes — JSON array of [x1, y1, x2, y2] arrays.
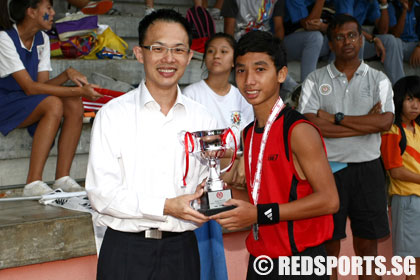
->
[[248, 98, 284, 242], [253, 223, 259, 241]]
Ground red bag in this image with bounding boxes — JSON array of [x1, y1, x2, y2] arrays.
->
[[82, 88, 125, 111]]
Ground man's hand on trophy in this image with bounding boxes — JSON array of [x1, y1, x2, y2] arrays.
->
[[210, 199, 257, 231], [163, 183, 209, 225]]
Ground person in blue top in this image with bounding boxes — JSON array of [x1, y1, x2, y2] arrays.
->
[[0, 0, 102, 196], [279, 0, 332, 82], [388, 0, 420, 70], [334, 0, 404, 84]]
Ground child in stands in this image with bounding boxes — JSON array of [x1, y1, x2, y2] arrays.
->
[[0, 0, 102, 196], [183, 33, 253, 139], [381, 76, 420, 280]]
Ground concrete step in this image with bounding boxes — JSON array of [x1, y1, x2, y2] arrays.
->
[[54, 0, 217, 15], [97, 14, 224, 37], [0, 199, 96, 269], [0, 123, 92, 187], [51, 57, 207, 86]]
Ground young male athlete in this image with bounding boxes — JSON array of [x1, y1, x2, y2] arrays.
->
[[211, 30, 339, 279]]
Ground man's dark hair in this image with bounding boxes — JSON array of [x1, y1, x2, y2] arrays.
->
[[234, 30, 287, 72], [393, 75, 420, 126], [137, 9, 192, 47], [327, 14, 362, 41]]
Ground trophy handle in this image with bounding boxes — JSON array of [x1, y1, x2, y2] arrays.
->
[[182, 132, 195, 187], [220, 127, 238, 174]]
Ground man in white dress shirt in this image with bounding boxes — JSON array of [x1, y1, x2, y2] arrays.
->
[[86, 9, 217, 280]]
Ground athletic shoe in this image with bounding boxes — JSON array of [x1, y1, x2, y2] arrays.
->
[[208, 8, 221, 20], [52, 176, 84, 192], [23, 181, 54, 197], [145, 7, 155, 16], [81, 0, 113, 15]]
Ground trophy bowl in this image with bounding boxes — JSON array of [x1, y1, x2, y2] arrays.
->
[[180, 128, 238, 216]]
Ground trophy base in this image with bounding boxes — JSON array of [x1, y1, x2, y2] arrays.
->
[[195, 189, 236, 216], [198, 205, 236, 216]]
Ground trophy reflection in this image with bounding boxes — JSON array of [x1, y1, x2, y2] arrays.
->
[[180, 128, 238, 216]]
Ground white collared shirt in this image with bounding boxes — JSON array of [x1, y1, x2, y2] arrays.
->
[[86, 81, 218, 232]]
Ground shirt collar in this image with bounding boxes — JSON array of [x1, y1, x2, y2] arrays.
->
[[327, 60, 369, 79], [138, 80, 186, 111]]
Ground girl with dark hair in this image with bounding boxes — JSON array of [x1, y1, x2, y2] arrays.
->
[[381, 75, 420, 279], [184, 32, 253, 136], [0, 0, 102, 196]]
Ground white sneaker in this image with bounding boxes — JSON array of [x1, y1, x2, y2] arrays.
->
[[145, 7, 155, 16], [208, 8, 221, 20], [23, 181, 53, 197], [53, 176, 84, 192]]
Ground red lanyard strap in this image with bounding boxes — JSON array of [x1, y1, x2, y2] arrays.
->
[[220, 127, 238, 173], [182, 132, 195, 187]]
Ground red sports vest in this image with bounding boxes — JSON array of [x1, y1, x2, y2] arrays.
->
[[244, 107, 334, 257]]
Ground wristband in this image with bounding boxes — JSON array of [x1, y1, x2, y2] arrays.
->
[[379, 3, 388, 10], [257, 203, 280, 225]]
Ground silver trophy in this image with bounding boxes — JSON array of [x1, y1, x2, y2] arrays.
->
[[180, 128, 238, 216]]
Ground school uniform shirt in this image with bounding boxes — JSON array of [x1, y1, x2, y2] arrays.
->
[[86, 81, 218, 233], [381, 122, 420, 197], [221, 0, 280, 40], [0, 24, 51, 78], [0, 25, 50, 136], [183, 80, 254, 135], [333, 0, 381, 25], [388, 1, 420, 42]]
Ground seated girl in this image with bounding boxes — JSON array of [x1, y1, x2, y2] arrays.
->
[[0, 0, 102, 196]]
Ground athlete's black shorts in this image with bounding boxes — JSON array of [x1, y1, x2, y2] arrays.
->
[[331, 158, 390, 240]]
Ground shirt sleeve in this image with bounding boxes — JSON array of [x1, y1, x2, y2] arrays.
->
[[0, 32, 25, 78], [377, 73, 395, 114], [285, 0, 308, 23], [85, 106, 167, 221], [334, 0, 355, 16], [297, 73, 320, 115], [381, 126, 403, 170], [273, 0, 285, 18], [38, 32, 52, 73], [366, 1, 381, 23], [388, 3, 398, 28], [221, 0, 238, 18]]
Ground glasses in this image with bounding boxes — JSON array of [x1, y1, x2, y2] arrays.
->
[[141, 45, 190, 56], [334, 32, 360, 42]]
